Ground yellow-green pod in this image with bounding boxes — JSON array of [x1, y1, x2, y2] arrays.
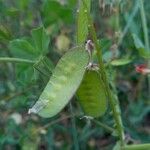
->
[[77, 70, 107, 118], [29, 46, 89, 118]]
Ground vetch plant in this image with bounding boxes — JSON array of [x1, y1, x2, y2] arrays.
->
[[29, 0, 150, 149], [0, 0, 150, 149]]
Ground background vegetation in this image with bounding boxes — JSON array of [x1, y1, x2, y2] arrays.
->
[[0, 0, 149, 149]]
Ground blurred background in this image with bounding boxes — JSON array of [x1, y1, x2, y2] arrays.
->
[[0, 0, 150, 149]]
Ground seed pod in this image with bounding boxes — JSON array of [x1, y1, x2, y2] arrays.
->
[[29, 46, 89, 118], [77, 70, 107, 118], [77, 0, 91, 44]]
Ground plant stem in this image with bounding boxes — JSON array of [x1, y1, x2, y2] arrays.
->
[[69, 103, 79, 150], [118, 0, 139, 46], [139, 0, 150, 98], [122, 143, 150, 150], [82, 0, 125, 146], [0, 57, 36, 64], [92, 120, 114, 133], [34, 114, 75, 134], [139, 0, 150, 51]]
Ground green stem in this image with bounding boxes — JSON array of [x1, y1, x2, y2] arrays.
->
[[139, 0, 150, 51], [0, 57, 36, 64], [118, 0, 139, 46], [92, 120, 114, 133], [34, 114, 74, 134], [122, 143, 150, 150], [82, 0, 125, 146], [139, 0, 150, 98], [69, 103, 79, 150]]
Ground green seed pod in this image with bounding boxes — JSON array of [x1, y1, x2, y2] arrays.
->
[[77, 0, 91, 44], [77, 70, 107, 118], [29, 46, 89, 118]]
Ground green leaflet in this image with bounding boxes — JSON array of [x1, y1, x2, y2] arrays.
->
[[132, 34, 150, 59], [110, 58, 132, 66], [77, 0, 91, 44], [31, 27, 50, 55], [29, 46, 89, 118], [77, 70, 107, 118]]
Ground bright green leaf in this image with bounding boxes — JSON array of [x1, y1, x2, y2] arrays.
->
[[110, 58, 132, 66], [42, 1, 73, 26], [31, 27, 50, 55], [9, 39, 36, 59], [42, 1, 62, 25]]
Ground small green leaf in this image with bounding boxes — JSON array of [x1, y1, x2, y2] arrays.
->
[[42, 1, 61, 25], [113, 141, 121, 150], [16, 64, 34, 86], [31, 27, 50, 55], [34, 56, 54, 78], [110, 58, 132, 66], [99, 38, 118, 62], [132, 34, 150, 59], [132, 34, 145, 49], [42, 1, 73, 26], [100, 38, 112, 52], [6, 7, 19, 17], [29, 46, 89, 118], [9, 27, 50, 60], [138, 49, 150, 59], [9, 39, 36, 59], [0, 25, 12, 41], [77, 0, 91, 44], [59, 8, 73, 24], [77, 70, 107, 118]]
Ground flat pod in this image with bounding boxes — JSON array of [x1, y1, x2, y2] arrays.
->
[[29, 46, 89, 118], [77, 0, 91, 44], [77, 70, 107, 118]]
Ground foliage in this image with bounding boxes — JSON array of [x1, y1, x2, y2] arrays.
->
[[0, 0, 150, 149]]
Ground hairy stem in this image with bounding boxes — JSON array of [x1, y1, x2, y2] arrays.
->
[[82, 0, 125, 146]]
